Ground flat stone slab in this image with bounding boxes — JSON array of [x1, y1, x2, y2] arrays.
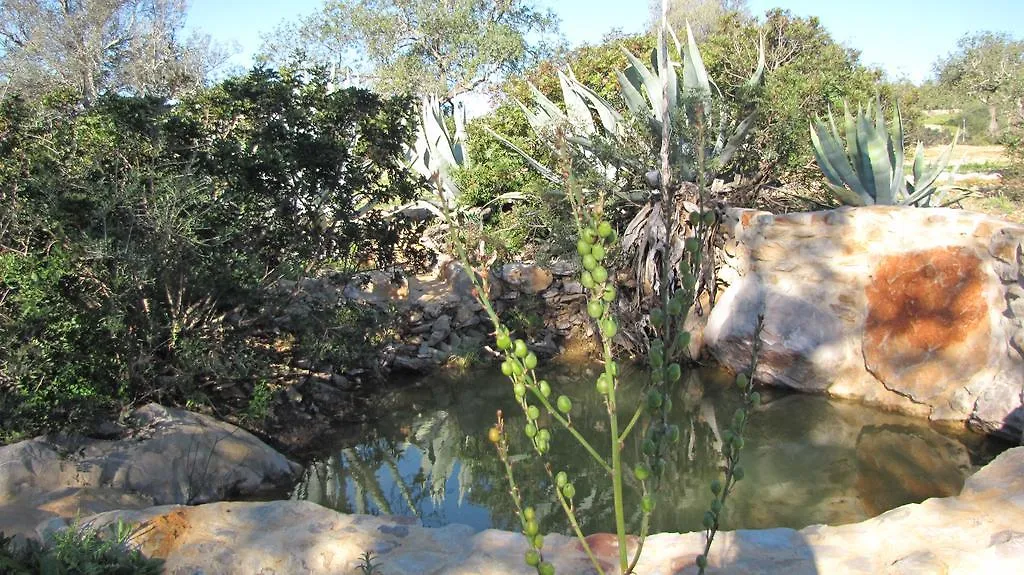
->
[[80, 446, 1024, 574]]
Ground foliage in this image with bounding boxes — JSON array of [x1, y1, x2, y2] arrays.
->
[[258, 0, 561, 102], [935, 31, 1024, 138], [649, 0, 747, 41], [698, 9, 883, 195], [0, 521, 162, 574], [810, 98, 964, 207], [0, 68, 422, 437], [0, 0, 227, 105]]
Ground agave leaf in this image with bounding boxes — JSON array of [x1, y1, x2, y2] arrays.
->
[[482, 126, 562, 185], [826, 182, 866, 207], [912, 141, 926, 184], [890, 102, 905, 201], [810, 120, 870, 202], [746, 32, 766, 89], [658, 26, 678, 118], [854, 112, 879, 201], [915, 128, 960, 194], [681, 21, 712, 98], [718, 110, 757, 167], [621, 46, 662, 119], [860, 113, 893, 205], [842, 102, 860, 168], [558, 70, 597, 136], [570, 79, 623, 136], [527, 82, 567, 124], [515, 98, 551, 137]]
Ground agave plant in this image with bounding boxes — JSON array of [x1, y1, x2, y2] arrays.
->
[[810, 99, 966, 207]]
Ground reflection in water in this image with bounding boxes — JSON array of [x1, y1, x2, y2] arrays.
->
[[292, 365, 1005, 534]]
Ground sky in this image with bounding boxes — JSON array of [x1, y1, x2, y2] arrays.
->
[[185, 0, 1024, 85]]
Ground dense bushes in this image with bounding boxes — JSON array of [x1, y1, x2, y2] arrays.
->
[[0, 68, 424, 438]]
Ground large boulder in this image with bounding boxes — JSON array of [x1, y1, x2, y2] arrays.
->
[[0, 403, 301, 538], [705, 206, 1024, 441], [79, 446, 1024, 574]]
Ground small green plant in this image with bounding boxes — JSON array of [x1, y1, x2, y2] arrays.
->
[[0, 520, 163, 574], [244, 380, 273, 424], [355, 550, 382, 574], [810, 98, 968, 207]]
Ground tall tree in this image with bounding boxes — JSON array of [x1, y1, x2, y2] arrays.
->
[[0, 0, 225, 105], [649, 0, 748, 41], [936, 31, 1024, 138], [258, 0, 561, 103]]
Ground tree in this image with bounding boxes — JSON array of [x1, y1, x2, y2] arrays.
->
[[936, 32, 1024, 138], [0, 0, 226, 105], [258, 0, 560, 103], [649, 0, 748, 41]]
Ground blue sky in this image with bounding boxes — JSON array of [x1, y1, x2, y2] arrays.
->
[[186, 0, 1024, 84]]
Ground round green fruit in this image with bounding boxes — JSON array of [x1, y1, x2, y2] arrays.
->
[[501, 360, 513, 377], [634, 463, 651, 481], [601, 317, 618, 338], [525, 519, 539, 536], [557, 395, 572, 413], [710, 479, 722, 495], [514, 382, 526, 398], [587, 300, 604, 319], [496, 332, 511, 350], [668, 363, 682, 382], [539, 562, 555, 575], [597, 221, 613, 238], [525, 549, 540, 567], [523, 507, 535, 521], [525, 423, 537, 438], [562, 483, 576, 498], [555, 471, 568, 488], [582, 254, 597, 271], [591, 244, 605, 261], [641, 495, 656, 513], [488, 427, 501, 443], [513, 339, 528, 358], [647, 389, 663, 410], [524, 352, 538, 370], [527, 405, 540, 420], [580, 271, 595, 289], [602, 285, 616, 303], [576, 239, 592, 256], [539, 380, 551, 397], [591, 265, 608, 284]]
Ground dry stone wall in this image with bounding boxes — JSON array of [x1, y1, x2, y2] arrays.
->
[[706, 206, 1024, 441]]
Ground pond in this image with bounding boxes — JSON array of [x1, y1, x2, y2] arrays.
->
[[289, 362, 1012, 535]]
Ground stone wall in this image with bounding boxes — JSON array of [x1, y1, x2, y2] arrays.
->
[[706, 206, 1024, 441]]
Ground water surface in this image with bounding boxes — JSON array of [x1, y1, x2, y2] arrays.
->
[[291, 364, 1009, 534]]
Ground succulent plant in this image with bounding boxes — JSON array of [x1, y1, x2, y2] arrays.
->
[[810, 99, 967, 207]]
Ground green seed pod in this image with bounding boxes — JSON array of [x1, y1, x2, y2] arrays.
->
[[641, 495, 656, 513], [513, 339, 528, 358], [736, 373, 749, 389], [501, 360, 514, 377], [523, 507, 535, 521], [525, 519, 539, 536], [580, 270, 595, 289], [702, 512, 715, 529], [533, 533, 544, 549], [557, 395, 572, 414], [696, 555, 708, 569], [536, 438, 548, 454], [539, 561, 555, 575], [723, 429, 734, 444], [703, 210, 717, 225], [634, 463, 651, 481], [711, 498, 723, 513], [583, 226, 598, 244], [538, 379, 551, 397], [642, 438, 656, 456], [525, 423, 537, 438], [582, 253, 597, 271], [662, 397, 672, 413], [750, 391, 761, 407], [684, 237, 700, 253], [667, 424, 681, 443], [591, 265, 608, 284], [601, 317, 618, 338], [667, 296, 683, 316], [587, 299, 604, 319], [596, 374, 611, 395], [591, 244, 605, 261], [576, 238, 592, 256], [650, 307, 664, 329], [710, 479, 722, 495], [733, 408, 745, 427], [688, 211, 701, 226], [668, 362, 682, 382], [651, 369, 664, 384], [674, 331, 691, 351], [527, 405, 540, 420], [562, 483, 575, 499], [646, 389, 663, 410], [734, 436, 745, 449], [511, 360, 524, 376], [681, 270, 696, 291], [602, 285, 616, 303], [555, 471, 568, 488], [651, 458, 665, 476], [525, 549, 540, 567], [537, 428, 551, 443], [524, 353, 538, 370], [513, 382, 526, 398], [597, 221, 613, 238], [488, 427, 501, 443], [496, 332, 511, 351], [734, 465, 745, 480], [649, 348, 664, 369]]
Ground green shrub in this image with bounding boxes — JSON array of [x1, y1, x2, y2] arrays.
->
[[0, 521, 162, 574]]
